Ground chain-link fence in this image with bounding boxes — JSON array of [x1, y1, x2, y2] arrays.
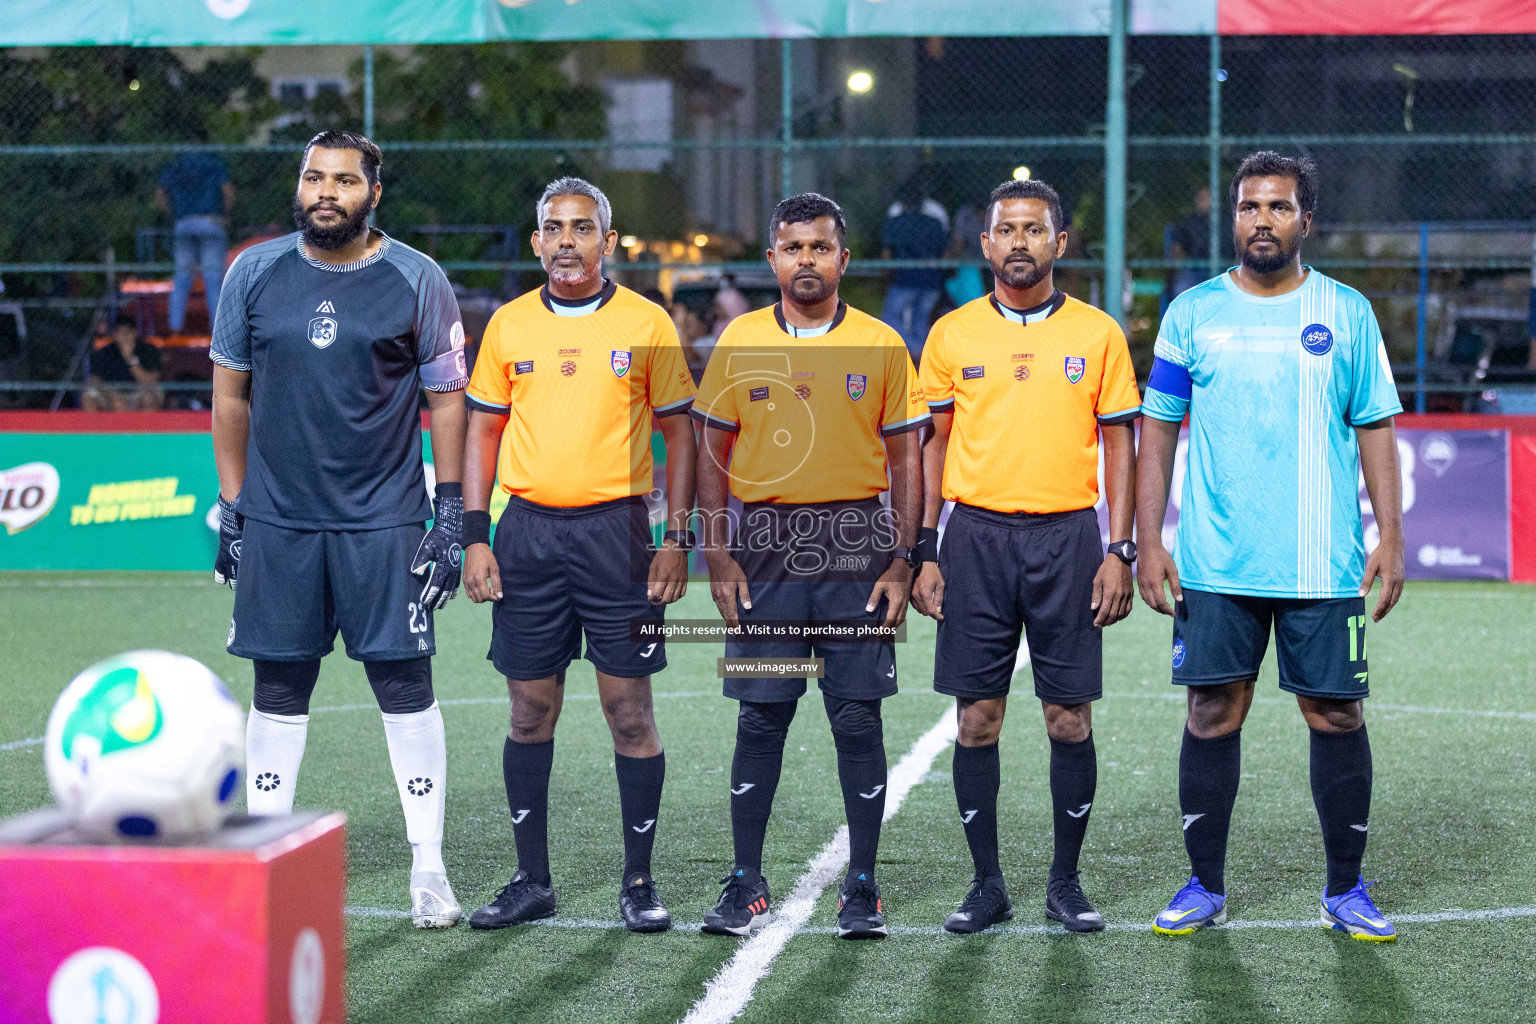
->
[[1, 34, 1534, 410]]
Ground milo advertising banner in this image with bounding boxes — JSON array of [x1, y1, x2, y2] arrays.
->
[[0, 429, 455, 572]]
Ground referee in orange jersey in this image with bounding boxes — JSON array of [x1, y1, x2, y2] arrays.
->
[[913, 179, 1141, 935], [693, 193, 929, 940], [460, 178, 697, 934]]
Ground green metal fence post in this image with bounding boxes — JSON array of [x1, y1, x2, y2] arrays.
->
[[363, 45, 375, 140], [1105, 0, 1128, 324], [780, 38, 793, 199], [1208, 33, 1222, 278]]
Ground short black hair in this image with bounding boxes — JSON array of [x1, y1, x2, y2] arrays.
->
[[985, 179, 1064, 236], [769, 192, 847, 248], [303, 130, 383, 188], [1229, 150, 1318, 215]]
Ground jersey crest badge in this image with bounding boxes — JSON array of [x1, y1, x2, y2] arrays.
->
[[611, 350, 631, 378], [1301, 323, 1334, 356], [308, 316, 338, 349], [1064, 356, 1085, 384], [846, 374, 867, 401]]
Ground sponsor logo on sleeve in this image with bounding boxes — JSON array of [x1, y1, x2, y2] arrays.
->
[[1064, 356, 1086, 384], [514, 360, 534, 375], [749, 386, 770, 401], [1301, 323, 1334, 356], [0, 462, 60, 534], [449, 321, 465, 350], [962, 365, 985, 380]]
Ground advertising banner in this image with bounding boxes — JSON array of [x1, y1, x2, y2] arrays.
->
[[1124, 426, 1509, 582]]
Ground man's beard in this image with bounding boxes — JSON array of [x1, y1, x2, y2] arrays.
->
[[788, 271, 837, 305], [544, 248, 600, 287], [994, 253, 1050, 291], [1238, 232, 1299, 274], [292, 194, 374, 251]]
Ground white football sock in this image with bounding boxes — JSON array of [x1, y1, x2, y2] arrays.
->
[[246, 709, 309, 815], [381, 702, 448, 875]]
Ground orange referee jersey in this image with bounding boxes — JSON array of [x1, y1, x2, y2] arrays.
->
[[692, 302, 930, 504], [466, 281, 695, 507], [920, 291, 1141, 514]]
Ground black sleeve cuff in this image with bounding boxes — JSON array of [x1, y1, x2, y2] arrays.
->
[[689, 407, 739, 433]]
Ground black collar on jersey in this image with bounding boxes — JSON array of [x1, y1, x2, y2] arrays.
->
[[989, 289, 1066, 324], [540, 278, 617, 314], [773, 300, 847, 337]]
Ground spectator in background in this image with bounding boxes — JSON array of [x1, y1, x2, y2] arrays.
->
[[672, 297, 717, 384], [881, 179, 949, 362], [84, 323, 163, 411], [1162, 186, 1214, 309], [946, 202, 988, 308], [155, 150, 234, 334], [714, 274, 750, 333]]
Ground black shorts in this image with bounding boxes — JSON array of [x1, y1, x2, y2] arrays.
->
[[724, 498, 896, 703], [488, 495, 666, 681], [229, 519, 431, 662], [1172, 588, 1371, 700], [933, 504, 1103, 705]]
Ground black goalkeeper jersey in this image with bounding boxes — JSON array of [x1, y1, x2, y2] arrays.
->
[[210, 231, 466, 530]]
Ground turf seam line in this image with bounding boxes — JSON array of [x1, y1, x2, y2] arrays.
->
[[0, 736, 42, 752], [678, 709, 959, 1024], [342, 904, 1536, 934]]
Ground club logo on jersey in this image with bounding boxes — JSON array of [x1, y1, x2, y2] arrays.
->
[[846, 374, 867, 401], [1172, 637, 1187, 669], [749, 386, 770, 401], [962, 365, 985, 380], [515, 361, 534, 375], [308, 316, 338, 349], [1064, 356, 1085, 384], [1301, 323, 1334, 356], [794, 384, 811, 400], [1014, 365, 1030, 382], [560, 360, 577, 377], [611, 350, 631, 378]]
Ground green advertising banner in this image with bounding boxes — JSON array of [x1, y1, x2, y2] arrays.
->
[[4, 0, 1215, 47], [0, 432, 221, 571]]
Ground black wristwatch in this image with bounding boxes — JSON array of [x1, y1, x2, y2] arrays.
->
[[1107, 539, 1137, 565], [663, 529, 696, 551], [890, 547, 920, 570]]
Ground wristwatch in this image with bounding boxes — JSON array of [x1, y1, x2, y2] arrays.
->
[[890, 547, 920, 570], [663, 529, 696, 551], [1107, 539, 1137, 565]]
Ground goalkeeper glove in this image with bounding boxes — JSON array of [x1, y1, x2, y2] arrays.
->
[[213, 495, 243, 589], [411, 482, 463, 611]]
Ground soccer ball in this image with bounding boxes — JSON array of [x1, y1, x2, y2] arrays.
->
[[44, 650, 245, 842]]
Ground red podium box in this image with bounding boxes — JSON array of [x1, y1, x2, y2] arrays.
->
[[0, 810, 346, 1024]]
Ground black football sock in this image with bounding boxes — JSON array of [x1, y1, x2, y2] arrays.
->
[[1179, 726, 1241, 896], [731, 700, 796, 874], [615, 751, 665, 882], [502, 736, 554, 887], [1310, 725, 1373, 898], [952, 741, 1001, 880], [826, 695, 887, 879], [1049, 731, 1097, 876]]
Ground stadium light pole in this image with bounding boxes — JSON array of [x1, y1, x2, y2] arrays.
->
[[1207, 33, 1222, 278], [1104, 0, 1128, 327]]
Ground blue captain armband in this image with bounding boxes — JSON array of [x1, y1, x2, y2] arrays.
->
[[1142, 356, 1192, 422]]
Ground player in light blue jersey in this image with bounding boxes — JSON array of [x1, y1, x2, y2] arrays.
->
[[1136, 152, 1405, 941]]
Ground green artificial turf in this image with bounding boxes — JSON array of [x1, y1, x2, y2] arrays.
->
[[3, 574, 1533, 1023]]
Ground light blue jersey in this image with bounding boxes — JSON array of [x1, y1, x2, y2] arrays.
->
[[1143, 269, 1402, 599]]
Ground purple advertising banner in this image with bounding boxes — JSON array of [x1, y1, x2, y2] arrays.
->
[[1079, 427, 1510, 581]]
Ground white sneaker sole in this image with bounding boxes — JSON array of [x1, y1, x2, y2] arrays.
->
[[413, 910, 463, 929]]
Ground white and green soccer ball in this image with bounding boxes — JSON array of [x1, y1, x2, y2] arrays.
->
[[44, 650, 245, 842]]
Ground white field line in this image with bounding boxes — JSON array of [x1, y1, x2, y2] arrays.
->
[[0, 735, 43, 752], [343, 903, 1536, 934], [679, 710, 958, 1024]]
